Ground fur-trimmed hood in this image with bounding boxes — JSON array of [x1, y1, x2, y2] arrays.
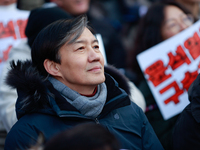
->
[[6, 60, 51, 118], [6, 60, 131, 119]]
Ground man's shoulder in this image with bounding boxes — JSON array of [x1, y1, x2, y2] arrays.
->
[[120, 101, 145, 118], [5, 113, 66, 150], [4, 114, 40, 150]]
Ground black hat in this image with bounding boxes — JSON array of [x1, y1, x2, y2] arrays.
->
[[25, 6, 71, 47]]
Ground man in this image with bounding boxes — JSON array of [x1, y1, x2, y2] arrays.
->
[[4, 15, 162, 150], [0, 3, 145, 137]]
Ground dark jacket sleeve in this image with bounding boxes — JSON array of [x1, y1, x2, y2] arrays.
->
[[172, 104, 200, 150], [173, 74, 200, 150], [4, 121, 39, 150]]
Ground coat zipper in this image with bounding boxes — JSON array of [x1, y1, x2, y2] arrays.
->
[[95, 118, 100, 124]]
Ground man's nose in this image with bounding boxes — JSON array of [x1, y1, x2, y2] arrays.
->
[[88, 47, 101, 62]]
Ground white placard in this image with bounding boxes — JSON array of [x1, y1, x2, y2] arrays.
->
[[96, 34, 107, 65], [0, 6, 29, 82], [137, 19, 200, 120]]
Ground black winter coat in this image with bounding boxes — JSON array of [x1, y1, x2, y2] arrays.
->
[[4, 61, 163, 150], [173, 73, 200, 150]]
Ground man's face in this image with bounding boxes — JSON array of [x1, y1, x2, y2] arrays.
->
[[0, 0, 16, 6], [55, 0, 90, 16], [56, 27, 105, 94]]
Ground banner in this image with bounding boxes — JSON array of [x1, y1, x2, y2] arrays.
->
[[96, 34, 107, 65], [0, 8, 29, 80], [137, 19, 200, 120]]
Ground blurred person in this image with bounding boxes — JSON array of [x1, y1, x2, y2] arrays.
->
[[165, 0, 200, 19], [0, 6, 67, 150], [0, 0, 16, 6], [118, 0, 150, 78], [0, 7, 71, 150], [173, 73, 200, 150], [30, 123, 121, 150], [0, 0, 29, 133], [176, 0, 200, 19], [131, 1, 195, 84], [4, 15, 163, 150], [45, 0, 89, 16], [0, 6, 70, 132], [17, 0, 44, 10], [0, 1, 21, 150], [44, 123, 120, 150], [90, 0, 150, 83], [130, 1, 195, 149]]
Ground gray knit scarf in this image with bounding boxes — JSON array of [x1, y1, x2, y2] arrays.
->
[[48, 77, 107, 118]]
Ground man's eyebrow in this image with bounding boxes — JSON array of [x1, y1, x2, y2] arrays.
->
[[74, 39, 99, 44], [93, 39, 99, 44]]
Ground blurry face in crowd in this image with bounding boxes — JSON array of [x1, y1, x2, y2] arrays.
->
[[161, 5, 194, 40], [176, 0, 200, 3], [0, 0, 16, 5], [55, 27, 105, 95], [54, 0, 90, 16]]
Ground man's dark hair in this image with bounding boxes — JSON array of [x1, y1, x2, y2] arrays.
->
[[31, 15, 94, 77]]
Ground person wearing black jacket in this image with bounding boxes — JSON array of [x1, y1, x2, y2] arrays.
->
[[173, 73, 200, 150], [4, 15, 163, 150]]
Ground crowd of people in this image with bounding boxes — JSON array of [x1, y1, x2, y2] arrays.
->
[[0, 0, 200, 150]]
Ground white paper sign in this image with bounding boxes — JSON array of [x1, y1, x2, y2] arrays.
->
[[137, 19, 200, 120], [96, 34, 107, 65], [0, 7, 29, 82]]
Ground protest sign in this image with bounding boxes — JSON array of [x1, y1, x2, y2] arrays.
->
[[0, 7, 29, 81], [137, 19, 200, 120], [96, 34, 107, 65]]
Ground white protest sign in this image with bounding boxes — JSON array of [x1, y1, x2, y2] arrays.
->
[[0, 6, 29, 81], [137, 19, 200, 120], [96, 34, 107, 65]]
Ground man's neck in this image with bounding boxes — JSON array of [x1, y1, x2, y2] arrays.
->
[[80, 86, 97, 97]]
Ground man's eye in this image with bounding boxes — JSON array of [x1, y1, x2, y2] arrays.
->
[[93, 45, 99, 49], [78, 47, 84, 50]]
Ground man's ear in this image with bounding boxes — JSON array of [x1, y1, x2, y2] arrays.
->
[[43, 59, 61, 77]]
